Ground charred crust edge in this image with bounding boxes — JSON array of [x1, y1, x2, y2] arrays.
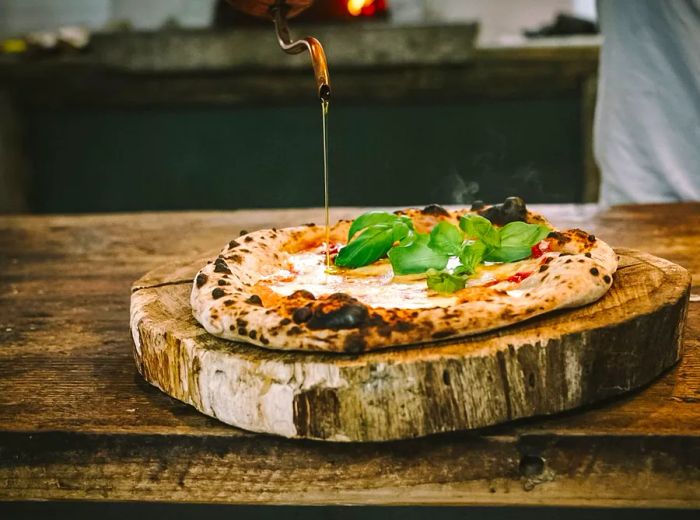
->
[[422, 204, 450, 217], [245, 294, 263, 306]]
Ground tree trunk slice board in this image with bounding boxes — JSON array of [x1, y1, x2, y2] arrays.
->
[[129, 248, 690, 442]]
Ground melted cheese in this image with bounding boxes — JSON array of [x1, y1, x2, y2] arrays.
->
[[262, 248, 455, 309], [261, 246, 539, 309]]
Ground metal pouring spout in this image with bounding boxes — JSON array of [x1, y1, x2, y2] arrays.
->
[[270, 2, 331, 102]]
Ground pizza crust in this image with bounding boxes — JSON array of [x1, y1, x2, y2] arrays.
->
[[190, 206, 618, 354]]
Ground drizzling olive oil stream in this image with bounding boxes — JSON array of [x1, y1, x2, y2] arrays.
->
[[321, 98, 331, 268], [264, 2, 333, 269]]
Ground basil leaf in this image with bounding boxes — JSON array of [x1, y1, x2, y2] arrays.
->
[[397, 215, 415, 230], [428, 221, 463, 256], [483, 246, 533, 263], [484, 222, 551, 263], [459, 214, 500, 248], [392, 221, 412, 243], [453, 265, 471, 276], [388, 233, 449, 275], [335, 225, 394, 268], [347, 212, 400, 241], [398, 231, 415, 246], [397, 227, 421, 247], [459, 240, 488, 274], [426, 270, 467, 294], [499, 222, 550, 248]]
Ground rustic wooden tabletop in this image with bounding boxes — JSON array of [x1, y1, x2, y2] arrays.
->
[[0, 203, 698, 507]]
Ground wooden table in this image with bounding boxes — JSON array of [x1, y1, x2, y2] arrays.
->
[[0, 203, 698, 507]]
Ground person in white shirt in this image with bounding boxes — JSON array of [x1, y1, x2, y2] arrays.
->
[[594, 0, 700, 206]]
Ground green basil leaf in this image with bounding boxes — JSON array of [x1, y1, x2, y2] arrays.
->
[[398, 228, 422, 247], [426, 270, 467, 294], [388, 233, 449, 275], [392, 221, 412, 243], [499, 222, 551, 248], [397, 215, 415, 230], [459, 240, 488, 274], [483, 246, 533, 263], [347, 212, 400, 241], [484, 222, 551, 263], [453, 265, 471, 276], [335, 225, 394, 268], [459, 214, 500, 248], [428, 221, 463, 256], [399, 231, 415, 246]]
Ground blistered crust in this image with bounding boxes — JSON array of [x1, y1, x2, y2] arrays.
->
[[191, 204, 618, 354]]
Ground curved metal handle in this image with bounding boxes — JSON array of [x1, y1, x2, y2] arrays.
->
[[271, 2, 330, 101]]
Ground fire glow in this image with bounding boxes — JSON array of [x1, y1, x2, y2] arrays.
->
[[347, 0, 375, 17]]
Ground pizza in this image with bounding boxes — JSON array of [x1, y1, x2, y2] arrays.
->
[[191, 197, 618, 354]]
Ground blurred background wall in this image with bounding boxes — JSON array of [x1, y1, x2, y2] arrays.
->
[[0, 0, 597, 40], [0, 0, 600, 213]]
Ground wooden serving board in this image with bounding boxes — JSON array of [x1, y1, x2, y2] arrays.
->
[[129, 248, 690, 442]]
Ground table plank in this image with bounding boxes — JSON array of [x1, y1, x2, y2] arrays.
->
[[0, 204, 698, 506]]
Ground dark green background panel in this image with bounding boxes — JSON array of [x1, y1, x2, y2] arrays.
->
[[25, 98, 582, 213]]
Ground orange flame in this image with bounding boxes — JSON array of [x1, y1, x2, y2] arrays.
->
[[347, 0, 374, 16]]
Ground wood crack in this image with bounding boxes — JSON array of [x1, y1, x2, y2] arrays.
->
[[132, 279, 192, 293], [496, 349, 513, 421]]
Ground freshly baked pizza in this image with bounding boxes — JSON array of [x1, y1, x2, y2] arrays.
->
[[191, 198, 618, 353]]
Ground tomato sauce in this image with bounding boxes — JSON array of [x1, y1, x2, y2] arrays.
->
[[531, 240, 551, 258], [506, 271, 533, 283]]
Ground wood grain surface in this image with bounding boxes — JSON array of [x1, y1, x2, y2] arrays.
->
[[1, 204, 699, 506], [130, 250, 689, 442]]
